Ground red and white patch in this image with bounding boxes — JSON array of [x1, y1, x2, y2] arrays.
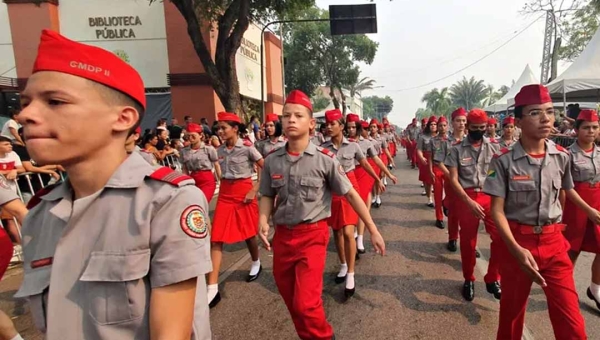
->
[[511, 175, 531, 181], [180, 205, 208, 239], [31, 257, 53, 269], [272, 174, 283, 180]]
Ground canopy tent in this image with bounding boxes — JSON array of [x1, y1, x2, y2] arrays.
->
[[547, 26, 600, 103], [484, 64, 538, 113]]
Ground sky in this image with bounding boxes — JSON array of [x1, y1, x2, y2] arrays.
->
[[314, 0, 557, 127]]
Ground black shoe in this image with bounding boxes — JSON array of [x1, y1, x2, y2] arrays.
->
[[435, 220, 445, 229], [345, 287, 355, 298], [486, 281, 502, 300], [587, 287, 600, 310], [475, 249, 481, 258], [332, 334, 336, 340], [374, 202, 381, 208], [427, 202, 434, 208], [357, 248, 366, 254], [246, 265, 262, 282], [447, 240, 457, 252], [335, 275, 346, 284], [209, 292, 221, 309], [462, 281, 475, 301], [443, 206, 449, 217], [355, 252, 360, 261]]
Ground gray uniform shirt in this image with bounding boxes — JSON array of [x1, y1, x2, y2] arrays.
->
[[351, 137, 378, 165], [483, 140, 573, 226], [256, 137, 286, 158], [137, 148, 158, 166], [407, 125, 420, 141], [568, 142, 600, 183], [15, 152, 212, 340], [445, 137, 499, 189], [259, 142, 352, 226], [370, 135, 382, 155], [417, 134, 434, 152], [180, 144, 218, 172], [0, 180, 18, 205], [499, 138, 517, 148], [321, 137, 365, 173], [217, 138, 263, 179]]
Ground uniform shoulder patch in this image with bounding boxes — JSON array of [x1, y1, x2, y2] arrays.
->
[[27, 183, 60, 209], [318, 147, 335, 158], [148, 167, 193, 187], [493, 147, 511, 159], [180, 205, 208, 239], [243, 139, 254, 147], [556, 144, 569, 153]]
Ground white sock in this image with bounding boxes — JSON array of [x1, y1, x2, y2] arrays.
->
[[10, 335, 24, 340], [207, 284, 219, 302], [346, 272, 355, 289], [249, 260, 261, 276], [383, 177, 388, 186], [357, 235, 365, 250], [591, 281, 600, 300], [337, 263, 348, 277], [428, 198, 433, 204], [376, 196, 381, 204], [354, 231, 358, 239], [371, 196, 377, 204]]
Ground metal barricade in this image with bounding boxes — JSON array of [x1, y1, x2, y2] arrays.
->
[[550, 135, 576, 148]]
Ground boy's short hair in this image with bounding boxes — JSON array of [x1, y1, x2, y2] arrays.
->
[[514, 106, 523, 119], [0, 136, 12, 143], [89, 80, 145, 133]]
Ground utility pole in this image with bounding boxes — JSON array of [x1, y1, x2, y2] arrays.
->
[[540, 10, 555, 84]]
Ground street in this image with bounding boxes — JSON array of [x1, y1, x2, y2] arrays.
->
[[1, 149, 599, 339]]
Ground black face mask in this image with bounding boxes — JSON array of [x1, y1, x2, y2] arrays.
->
[[468, 129, 485, 141]]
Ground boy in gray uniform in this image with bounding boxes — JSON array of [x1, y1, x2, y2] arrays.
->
[[15, 30, 211, 340]]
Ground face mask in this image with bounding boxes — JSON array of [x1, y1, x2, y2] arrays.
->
[[468, 129, 485, 141]]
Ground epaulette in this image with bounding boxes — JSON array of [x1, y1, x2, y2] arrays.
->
[[556, 144, 569, 154], [318, 147, 335, 158], [27, 182, 60, 209], [452, 140, 462, 145], [243, 140, 253, 147], [140, 148, 152, 154], [148, 167, 193, 187], [493, 147, 511, 159]]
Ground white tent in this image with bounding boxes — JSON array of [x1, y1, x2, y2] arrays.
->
[[484, 64, 538, 113], [547, 26, 600, 102]]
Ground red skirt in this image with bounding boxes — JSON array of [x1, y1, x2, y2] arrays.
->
[[563, 182, 600, 253], [211, 178, 258, 244], [389, 142, 396, 157], [190, 170, 217, 202], [380, 151, 388, 168], [355, 163, 376, 203], [0, 228, 13, 279], [329, 171, 360, 230], [418, 151, 433, 184]]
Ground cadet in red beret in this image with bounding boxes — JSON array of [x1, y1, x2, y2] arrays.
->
[[16, 30, 212, 339], [428, 116, 449, 228], [406, 118, 420, 168], [256, 113, 285, 158], [368, 119, 394, 207], [486, 117, 498, 141], [484, 84, 595, 339], [180, 122, 220, 202], [499, 116, 517, 148], [417, 116, 438, 207]]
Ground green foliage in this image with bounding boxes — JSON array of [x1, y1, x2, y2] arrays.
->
[[349, 74, 377, 98], [560, 2, 600, 61], [449, 76, 487, 111], [311, 89, 330, 112], [363, 95, 393, 120], [415, 108, 434, 121], [421, 87, 452, 118], [497, 85, 510, 97]]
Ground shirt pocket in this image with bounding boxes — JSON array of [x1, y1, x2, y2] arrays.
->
[[459, 158, 476, 178], [14, 266, 51, 333], [79, 249, 151, 325], [300, 176, 322, 201], [574, 161, 594, 181], [229, 156, 248, 175], [508, 180, 537, 205], [340, 154, 355, 172]]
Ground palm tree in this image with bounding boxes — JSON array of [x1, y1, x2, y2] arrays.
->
[[349, 76, 376, 98], [497, 85, 511, 97], [421, 87, 452, 117], [482, 84, 502, 107], [449, 76, 487, 111]]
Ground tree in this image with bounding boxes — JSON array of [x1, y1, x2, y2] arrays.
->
[[482, 84, 502, 107], [421, 87, 452, 117], [560, 2, 600, 61], [449, 76, 487, 111], [414, 108, 434, 121], [362, 96, 394, 121], [349, 74, 377, 98], [497, 85, 511, 97], [311, 88, 330, 112], [155, 0, 312, 116]]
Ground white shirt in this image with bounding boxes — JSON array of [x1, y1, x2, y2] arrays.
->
[[0, 151, 22, 192], [1, 119, 20, 141]]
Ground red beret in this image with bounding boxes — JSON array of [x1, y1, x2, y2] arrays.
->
[[361, 120, 369, 128], [383, 123, 390, 128], [428, 116, 438, 124], [502, 116, 515, 126], [370, 119, 379, 126], [285, 90, 312, 112], [438, 116, 447, 124], [577, 109, 599, 122], [467, 109, 488, 125], [451, 107, 467, 120], [187, 123, 203, 134], [346, 113, 360, 123], [325, 109, 343, 123], [382, 117, 389, 123], [514, 84, 552, 108], [217, 111, 242, 124], [135, 127, 141, 135], [265, 113, 279, 123], [421, 118, 427, 124], [487, 118, 497, 125], [378, 123, 384, 129], [33, 30, 146, 109]]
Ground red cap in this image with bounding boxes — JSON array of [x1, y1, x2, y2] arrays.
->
[[487, 118, 497, 125], [428, 116, 438, 124], [217, 111, 242, 124], [346, 113, 360, 123], [361, 121, 369, 128], [378, 123, 384, 129], [438, 116, 447, 124], [383, 122, 390, 127], [421, 118, 427, 124], [502, 116, 515, 126], [32, 30, 146, 109], [412, 118, 417, 123], [451, 107, 467, 120], [577, 109, 599, 122], [325, 109, 343, 123], [135, 127, 141, 135], [467, 109, 488, 124], [187, 123, 203, 134], [265, 113, 279, 123], [370, 119, 379, 126], [382, 117, 389, 123], [285, 90, 312, 111], [514, 84, 552, 108]]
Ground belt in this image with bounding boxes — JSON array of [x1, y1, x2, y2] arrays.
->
[[464, 187, 484, 193], [190, 170, 212, 174], [509, 221, 565, 235], [276, 220, 327, 230], [574, 181, 600, 188]]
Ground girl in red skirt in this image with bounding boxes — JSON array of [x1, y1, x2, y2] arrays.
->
[[563, 109, 600, 311], [322, 110, 383, 297], [346, 116, 398, 254], [208, 112, 264, 308], [369, 119, 394, 207], [256, 113, 286, 157], [417, 116, 438, 207], [180, 123, 220, 202]]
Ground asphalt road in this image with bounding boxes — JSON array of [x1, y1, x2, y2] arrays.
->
[[1, 149, 599, 339]]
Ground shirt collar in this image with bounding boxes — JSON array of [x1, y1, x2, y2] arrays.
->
[[273, 140, 317, 157], [512, 139, 559, 160]]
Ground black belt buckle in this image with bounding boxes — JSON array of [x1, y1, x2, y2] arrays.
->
[[533, 225, 543, 234]]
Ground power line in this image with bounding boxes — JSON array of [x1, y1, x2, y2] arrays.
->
[[382, 14, 545, 92]]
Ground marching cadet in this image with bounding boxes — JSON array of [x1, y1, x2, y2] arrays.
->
[[499, 116, 517, 148], [256, 113, 285, 157], [207, 112, 264, 308], [417, 116, 438, 207], [258, 90, 385, 340], [437, 108, 467, 251], [369, 119, 394, 207], [562, 109, 600, 311], [406, 118, 420, 168], [445, 109, 502, 302], [347, 116, 397, 254], [180, 123, 221, 202], [486, 117, 498, 141], [15, 30, 211, 339], [428, 116, 449, 229], [484, 84, 596, 340]]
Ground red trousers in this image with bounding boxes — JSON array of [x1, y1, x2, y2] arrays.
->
[[273, 221, 333, 340], [432, 165, 445, 221], [456, 190, 501, 282], [497, 222, 586, 340], [443, 180, 459, 241]]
